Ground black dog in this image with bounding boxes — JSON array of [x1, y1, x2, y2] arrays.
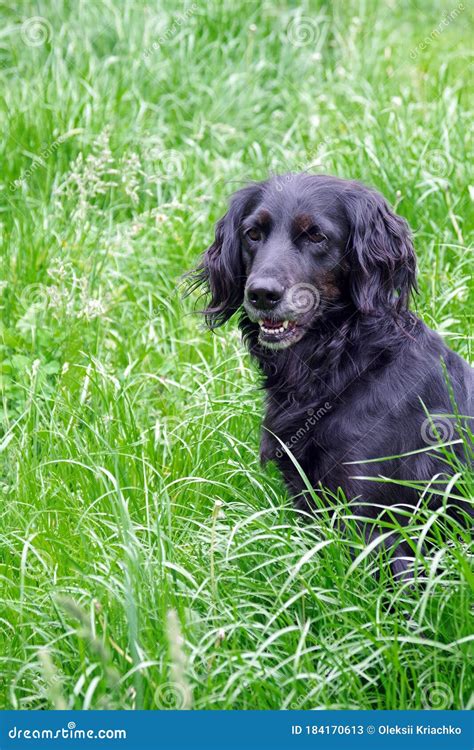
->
[[192, 174, 473, 579]]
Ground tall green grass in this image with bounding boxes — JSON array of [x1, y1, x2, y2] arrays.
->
[[0, 0, 472, 709]]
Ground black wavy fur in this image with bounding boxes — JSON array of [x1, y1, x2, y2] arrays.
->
[[190, 174, 473, 580]]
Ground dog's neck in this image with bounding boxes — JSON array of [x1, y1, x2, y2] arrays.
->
[[239, 307, 417, 408]]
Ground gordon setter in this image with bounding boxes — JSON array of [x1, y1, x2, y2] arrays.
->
[[192, 174, 473, 579]]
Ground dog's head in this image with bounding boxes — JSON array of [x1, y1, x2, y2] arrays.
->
[[193, 174, 416, 349]]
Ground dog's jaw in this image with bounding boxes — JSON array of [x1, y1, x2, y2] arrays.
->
[[258, 321, 307, 349], [243, 305, 316, 350]]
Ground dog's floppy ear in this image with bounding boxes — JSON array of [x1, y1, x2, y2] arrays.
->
[[192, 182, 263, 328], [343, 184, 417, 314]]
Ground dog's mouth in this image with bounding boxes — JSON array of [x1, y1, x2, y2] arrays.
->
[[257, 318, 305, 348]]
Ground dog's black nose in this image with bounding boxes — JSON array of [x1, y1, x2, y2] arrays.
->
[[246, 278, 284, 310]]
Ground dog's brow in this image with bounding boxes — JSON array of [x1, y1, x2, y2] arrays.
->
[[254, 209, 272, 227], [292, 213, 317, 234]]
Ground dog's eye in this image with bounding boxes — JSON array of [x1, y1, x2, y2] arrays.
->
[[306, 228, 326, 244], [246, 228, 262, 242]]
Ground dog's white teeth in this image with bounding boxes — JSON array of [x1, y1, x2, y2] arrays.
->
[[282, 320, 289, 329], [261, 325, 286, 335]]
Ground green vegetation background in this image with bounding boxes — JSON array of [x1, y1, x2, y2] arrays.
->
[[0, 0, 472, 710]]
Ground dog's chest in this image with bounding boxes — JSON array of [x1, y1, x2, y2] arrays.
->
[[262, 393, 334, 462]]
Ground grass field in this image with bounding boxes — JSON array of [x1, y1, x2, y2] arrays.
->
[[0, 0, 472, 711]]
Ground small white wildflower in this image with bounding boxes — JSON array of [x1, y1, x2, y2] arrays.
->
[[47, 285, 69, 310], [77, 276, 89, 295], [121, 152, 143, 205], [78, 298, 107, 321], [47, 260, 70, 281], [54, 128, 120, 223], [216, 628, 226, 645], [131, 222, 142, 236], [213, 499, 225, 519]]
